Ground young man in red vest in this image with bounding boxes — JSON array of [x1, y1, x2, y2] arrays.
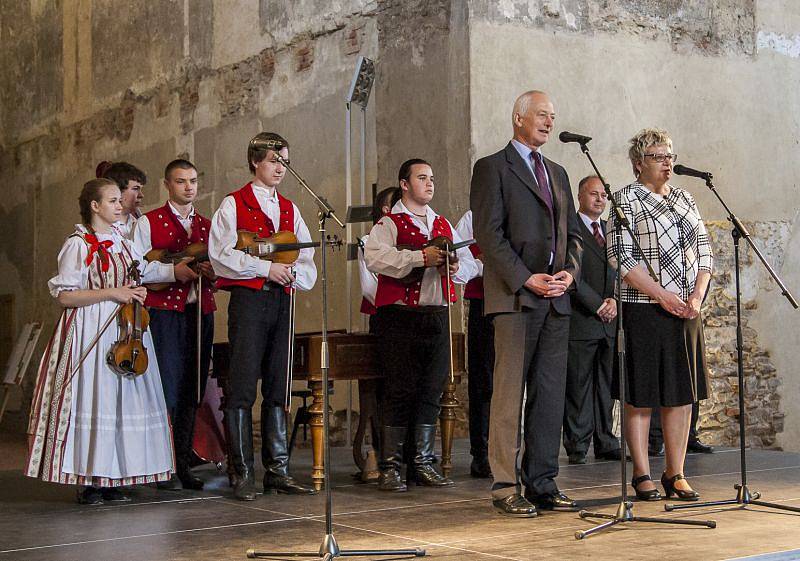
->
[[455, 210, 494, 479], [365, 158, 478, 492], [208, 133, 317, 501], [132, 158, 216, 490]]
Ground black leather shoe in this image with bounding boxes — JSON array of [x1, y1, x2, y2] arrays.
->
[[178, 470, 204, 491], [631, 474, 661, 501], [687, 439, 714, 454], [648, 443, 665, 457], [264, 474, 317, 495], [661, 472, 700, 501], [568, 453, 587, 465], [527, 491, 578, 511], [77, 486, 104, 505], [493, 494, 538, 517], [595, 449, 622, 461], [412, 464, 455, 487], [378, 467, 407, 492], [100, 487, 131, 502], [470, 457, 492, 478]]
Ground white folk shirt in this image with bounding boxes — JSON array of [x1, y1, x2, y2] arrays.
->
[[113, 213, 138, 240], [364, 201, 478, 307], [357, 233, 378, 305], [454, 210, 484, 278], [132, 201, 199, 303], [208, 181, 317, 291]]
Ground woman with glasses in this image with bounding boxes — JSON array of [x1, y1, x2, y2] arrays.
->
[[607, 128, 713, 502]]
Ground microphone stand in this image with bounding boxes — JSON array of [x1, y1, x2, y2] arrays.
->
[[572, 141, 716, 539], [664, 173, 798, 515], [247, 156, 425, 560]]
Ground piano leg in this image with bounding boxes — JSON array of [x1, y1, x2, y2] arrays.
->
[[308, 380, 325, 491], [439, 379, 460, 478]]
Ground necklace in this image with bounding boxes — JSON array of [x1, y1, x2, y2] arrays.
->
[[411, 210, 427, 218]]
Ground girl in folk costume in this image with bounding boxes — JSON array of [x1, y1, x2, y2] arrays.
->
[[26, 178, 174, 505]]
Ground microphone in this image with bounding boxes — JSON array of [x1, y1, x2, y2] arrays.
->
[[673, 164, 713, 181], [559, 131, 592, 145], [249, 137, 286, 152]]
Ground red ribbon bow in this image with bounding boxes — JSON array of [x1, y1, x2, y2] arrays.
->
[[84, 233, 113, 272]]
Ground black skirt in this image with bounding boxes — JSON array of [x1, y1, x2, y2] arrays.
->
[[612, 303, 709, 408]]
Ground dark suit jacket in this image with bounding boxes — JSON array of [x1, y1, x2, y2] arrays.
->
[[470, 142, 582, 315], [569, 217, 617, 340]]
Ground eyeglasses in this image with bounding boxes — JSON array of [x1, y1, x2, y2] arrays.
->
[[643, 153, 678, 163]]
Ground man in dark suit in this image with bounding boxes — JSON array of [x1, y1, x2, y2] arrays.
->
[[471, 90, 582, 517], [562, 175, 621, 465]]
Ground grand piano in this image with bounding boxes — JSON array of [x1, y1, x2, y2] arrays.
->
[[212, 331, 465, 490]]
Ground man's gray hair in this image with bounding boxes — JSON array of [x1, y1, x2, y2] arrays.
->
[[512, 90, 547, 124]]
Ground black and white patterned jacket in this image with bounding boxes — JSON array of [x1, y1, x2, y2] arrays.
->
[[607, 182, 713, 303]]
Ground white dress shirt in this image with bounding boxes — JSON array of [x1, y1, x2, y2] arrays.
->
[[579, 212, 605, 241], [132, 201, 200, 303], [364, 201, 478, 306], [454, 210, 484, 278], [208, 182, 317, 291]]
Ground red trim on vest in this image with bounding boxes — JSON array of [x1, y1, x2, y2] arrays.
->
[[464, 242, 484, 299], [360, 297, 377, 315], [143, 202, 216, 314], [374, 213, 457, 308], [216, 183, 295, 291]]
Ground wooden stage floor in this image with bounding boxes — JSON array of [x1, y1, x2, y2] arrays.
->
[[1, 433, 799, 561]]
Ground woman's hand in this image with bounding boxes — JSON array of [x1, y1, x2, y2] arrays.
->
[[656, 289, 688, 318], [684, 294, 703, 319], [108, 284, 147, 305]]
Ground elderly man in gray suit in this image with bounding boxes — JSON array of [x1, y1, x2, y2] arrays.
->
[[470, 90, 583, 517]]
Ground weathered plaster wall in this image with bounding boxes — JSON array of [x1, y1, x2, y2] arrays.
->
[[0, 0, 382, 429], [467, 0, 799, 449]]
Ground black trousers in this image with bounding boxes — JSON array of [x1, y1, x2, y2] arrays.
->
[[374, 305, 449, 427], [467, 298, 494, 460], [562, 336, 619, 456], [149, 305, 214, 467], [226, 286, 291, 409]]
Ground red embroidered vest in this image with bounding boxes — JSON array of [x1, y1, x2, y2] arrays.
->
[[464, 243, 484, 300], [360, 297, 377, 315], [143, 203, 216, 314], [374, 212, 457, 308], [215, 182, 295, 291]]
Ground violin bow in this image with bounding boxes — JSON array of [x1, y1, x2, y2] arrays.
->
[[66, 304, 122, 385], [196, 274, 203, 405], [284, 268, 297, 414], [445, 250, 455, 385]]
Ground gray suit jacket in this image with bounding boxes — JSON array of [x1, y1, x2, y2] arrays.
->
[[470, 142, 583, 315]]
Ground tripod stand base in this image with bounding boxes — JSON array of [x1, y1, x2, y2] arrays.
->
[[575, 500, 716, 540], [666, 483, 800, 513], [246, 533, 426, 559]]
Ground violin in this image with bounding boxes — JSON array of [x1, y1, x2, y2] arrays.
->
[[107, 261, 150, 377], [397, 236, 475, 285], [144, 242, 208, 291], [235, 230, 322, 263]]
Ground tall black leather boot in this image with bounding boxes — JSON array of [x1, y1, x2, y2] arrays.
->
[[411, 424, 454, 487], [175, 404, 204, 490], [225, 408, 257, 501], [261, 404, 317, 495], [377, 425, 408, 492]]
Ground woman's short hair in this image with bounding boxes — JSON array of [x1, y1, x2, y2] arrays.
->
[[372, 186, 401, 224], [628, 128, 673, 176]]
